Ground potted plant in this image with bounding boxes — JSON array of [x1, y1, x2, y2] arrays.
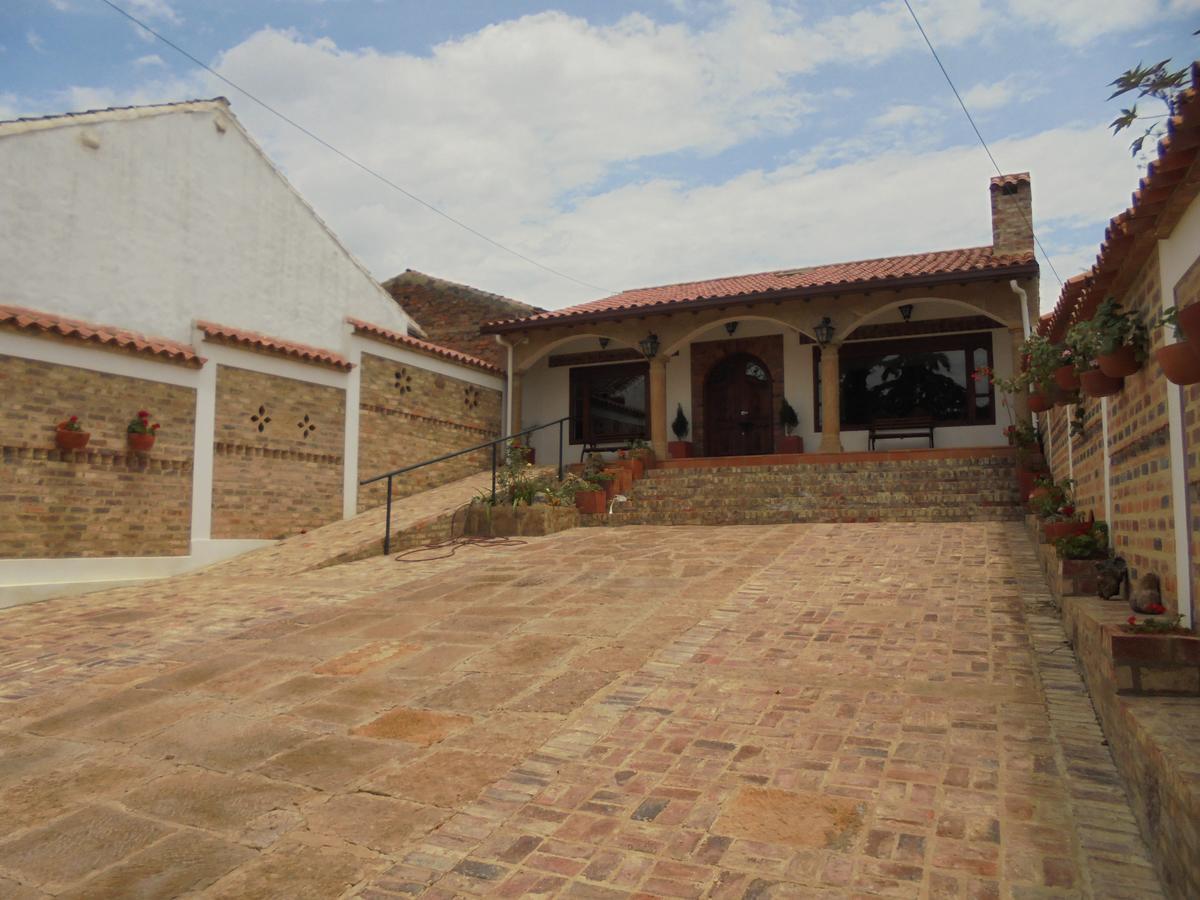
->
[[1055, 520, 1109, 561], [1155, 306, 1200, 385], [510, 439, 535, 465], [1053, 346, 1080, 392], [1024, 335, 1061, 412], [628, 436, 655, 469], [127, 410, 160, 453], [1093, 297, 1147, 378], [1067, 319, 1123, 398], [668, 404, 693, 458], [55, 415, 90, 451], [777, 398, 802, 453], [573, 480, 606, 514]]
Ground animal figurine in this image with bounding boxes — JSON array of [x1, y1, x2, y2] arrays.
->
[[1129, 573, 1162, 614], [1096, 557, 1128, 601]]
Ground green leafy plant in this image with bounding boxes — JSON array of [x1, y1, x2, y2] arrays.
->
[[1030, 476, 1077, 520], [1065, 319, 1103, 371], [1093, 297, 1148, 360], [1055, 521, 1109, 560], [1109, 55, 1193, 159], [1023, 334, 1064, 392], [1124, 613, 1185, 634], [779, 398, 799, 436], [127, 410, 160, 435], [57, 415, 83, 432], [1157, 306, 1183, 340], [671, 404, 689, 441]]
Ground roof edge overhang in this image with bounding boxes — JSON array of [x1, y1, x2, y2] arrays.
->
[[481, 260, 1039, 335]]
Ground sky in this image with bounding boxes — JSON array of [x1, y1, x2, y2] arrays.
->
[[2, 1, 1197, 313]]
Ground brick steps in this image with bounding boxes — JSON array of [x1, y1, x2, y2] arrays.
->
[[610, 453, 1022, 526]]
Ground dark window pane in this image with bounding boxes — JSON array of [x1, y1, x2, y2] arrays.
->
[[569, 362, 648, 443]]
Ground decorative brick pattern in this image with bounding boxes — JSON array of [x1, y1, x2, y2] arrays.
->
[[0, 354, 195, 558], [689, 335, 785, 454], [356, 353, 501, 511], [211, 365, 344, 540], [989, 175, 1034, 257]]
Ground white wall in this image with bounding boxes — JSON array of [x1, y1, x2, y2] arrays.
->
[[0, 104, 411, 351], [520, 302, 1013, 458]]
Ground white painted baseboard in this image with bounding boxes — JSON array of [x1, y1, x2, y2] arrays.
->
[[0, 538, 275, 609]]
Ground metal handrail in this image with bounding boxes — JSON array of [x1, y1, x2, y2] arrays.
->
[[360, 415, 573, 554]]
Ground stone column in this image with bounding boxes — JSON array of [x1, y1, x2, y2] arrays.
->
[[510, 371, 522, 436], [1008, 327, 1029, 423], [649, 356, 668, 459], [819, 343, 844, 453]]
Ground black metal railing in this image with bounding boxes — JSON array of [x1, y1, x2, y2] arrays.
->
[[360, 416, 572, 554]]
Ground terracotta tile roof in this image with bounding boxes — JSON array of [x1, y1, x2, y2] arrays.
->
[[0, 304, 202, 366], [347, 318, 503, 375], [196, 321, 352, 371], [1040, 62, 1200, 342], [483, 245, 1037, 332], [990, 172, 1030, 191]]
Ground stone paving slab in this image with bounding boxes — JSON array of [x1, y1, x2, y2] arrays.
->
[[0, 522, 1164, 898]]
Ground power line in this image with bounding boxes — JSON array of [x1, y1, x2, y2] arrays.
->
[[97, 0, 615, 296], [901, 0, 1064, 289]]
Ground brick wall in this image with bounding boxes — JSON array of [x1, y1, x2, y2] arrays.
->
[[211, 365, 345, 540], [1042, 252, 1184, 611], [383, 270, 542, 370], [1176, 253, 1200, 612], [689, 335, 785, 454], [357, 352, 501, 510], [990, 179, 1034, 257], [0, 354, 195, 558]]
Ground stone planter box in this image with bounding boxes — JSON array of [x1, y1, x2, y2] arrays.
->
[[1107, 627, 1200, 696], [464, 503, 578, 537]]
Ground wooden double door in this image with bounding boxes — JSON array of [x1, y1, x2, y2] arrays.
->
[[704, 352, 774, 457]]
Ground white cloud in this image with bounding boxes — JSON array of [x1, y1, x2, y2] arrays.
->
[[133, 53, 166, 68], [1006, 0, 1188, 46], [45, 0, 72, 11], [126, 0, 180, 24], [26, 30, 46, 53], [871, 103, 943, 128]]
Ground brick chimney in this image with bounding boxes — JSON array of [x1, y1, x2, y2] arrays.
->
[[989, 172, 1033, 257]]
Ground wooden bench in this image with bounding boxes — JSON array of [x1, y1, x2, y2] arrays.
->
[[868, 416, 935, 451]]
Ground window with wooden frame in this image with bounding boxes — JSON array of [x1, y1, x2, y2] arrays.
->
[[569, 362, 649, 444], [813, 332, 996, 430]]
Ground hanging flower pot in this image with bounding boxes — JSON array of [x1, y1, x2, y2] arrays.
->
[[1097, 344, 1141, 378], [1053, 364, 1080, 392], [1178, 303, 1200, 345], [1028, 391, 1052, 413], [54, 415, 89, 451], [55, 428, 90, 451], [1080, 368, 1122, 398], [1156, 342, 1200, 385], [128, 432, 156, 453]]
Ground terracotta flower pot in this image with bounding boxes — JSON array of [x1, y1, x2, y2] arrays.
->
[[574, 489, 606, 515], [1043, 519, 1090, 542], [128, 432, 156, 453], [1053, 365, 1081, 392], [1028, 392, 1052, 413], [667, 440, 694, 459], [1097, 344, 1141, 378], [1178, 303, 1200, 345], [1156, 343, 1200, 385], [777, 435, 804, 454], [55, 429, 90, 451], [1080, 368, 1122, 398]]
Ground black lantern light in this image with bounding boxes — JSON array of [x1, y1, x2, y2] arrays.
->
[[639, 332, 660, 359], [725, 321, 739, 336], [898, 304, 914, 323], [814, 316, 835, 346], [598, 337, 610, 349]]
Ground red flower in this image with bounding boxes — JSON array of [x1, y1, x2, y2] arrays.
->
[[69, 415, 78, 423], [1127, 615, 1137, 625], [138, 410, 149, 418], [151, 423, 161, 430]]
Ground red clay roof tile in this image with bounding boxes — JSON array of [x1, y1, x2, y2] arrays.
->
[[347, 318, 503, 375], [1040, 63, 1200, 341], [196, 321, 352, 371], [0, 304, 202, 366], [483, 245, 1036, 331]]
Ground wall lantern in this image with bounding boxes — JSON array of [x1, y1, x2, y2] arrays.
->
[[639, 333, 660, 359], [598, 337, 610, 349], [725, 321, 739, 336], [814, 317, 835, 346], [898, 304, 914, 323]]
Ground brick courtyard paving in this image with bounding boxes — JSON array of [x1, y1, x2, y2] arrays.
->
[[0, 522, 1162, 898]]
